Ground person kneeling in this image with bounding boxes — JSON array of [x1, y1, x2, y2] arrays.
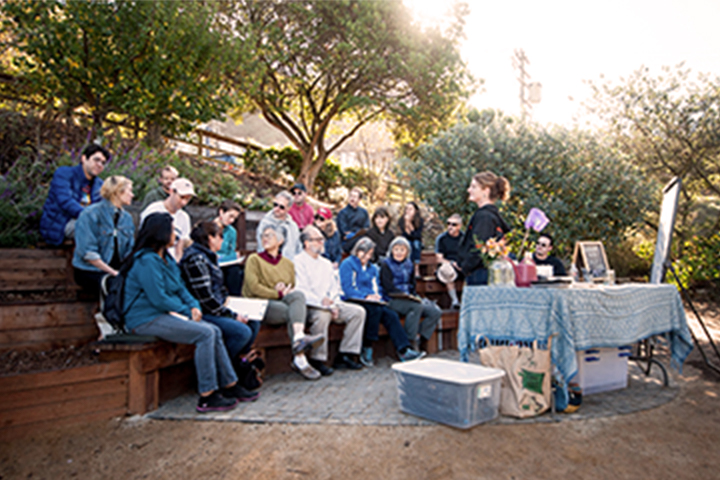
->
[[380, 237, 441, 353], [295, 226, 366, 375], [123, 213, 258, 413], [339, 237, 425, 367], [242, 225, 324, 380]]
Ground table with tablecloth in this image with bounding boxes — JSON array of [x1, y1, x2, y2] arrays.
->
[[458, 284, 694, 394]]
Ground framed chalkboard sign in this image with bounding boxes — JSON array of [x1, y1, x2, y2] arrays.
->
[[572, 241, 610, 281]]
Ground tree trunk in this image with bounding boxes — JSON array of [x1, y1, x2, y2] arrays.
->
[[297, 152, 328, 194], [145, 123, 165, 148]]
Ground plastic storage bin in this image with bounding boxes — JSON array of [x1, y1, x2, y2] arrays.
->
[[575, 346, 631, 395], [392, 358, 505, 429]]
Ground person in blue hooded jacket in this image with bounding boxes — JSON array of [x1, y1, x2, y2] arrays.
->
[[71, 175, 135, 296], [339, 237, 424, 367], [380, 236, 441, 353], [40, 144, 109, 245], [123, 212, 258, 412]]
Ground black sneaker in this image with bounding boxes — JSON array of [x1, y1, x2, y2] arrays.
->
[[222, 383, 260, 402], [333, 353, 363, 370], [308, 358, 334, 376], [196, 391, 238, 413]]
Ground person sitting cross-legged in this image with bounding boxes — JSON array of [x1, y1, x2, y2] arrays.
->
[[380, 236, 441, 353], [339, 237, 425, 367], [123, 212, 258, 413], [435, 213, 465, 309], [294, 225, 366, 375], [180, 221, 260, 375], [242, 224, 324, 380]]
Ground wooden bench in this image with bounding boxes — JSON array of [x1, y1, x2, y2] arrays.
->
[[95, 308, 460, 415]]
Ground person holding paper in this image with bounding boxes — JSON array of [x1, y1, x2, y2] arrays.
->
[[243, 224, 324, 380], [294, 226, 366, 374], [214, 199, 244, 295], [339, 237, 425, 367], [380, 236, 441, 353], [180, 221, 259, 364], [123, 213, 258, 412]]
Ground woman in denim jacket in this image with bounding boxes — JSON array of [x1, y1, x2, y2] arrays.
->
[[72, 175, 135, 296]]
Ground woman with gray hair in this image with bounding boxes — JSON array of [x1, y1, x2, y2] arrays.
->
[[380, 236, 441, 352], [242, 225, 325, 380], [339, 237, 424, 366]]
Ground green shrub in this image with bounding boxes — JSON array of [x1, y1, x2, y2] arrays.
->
[[399, 113, 657, 260]]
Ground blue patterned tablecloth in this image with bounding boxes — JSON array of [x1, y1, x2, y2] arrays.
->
[[458, 284, 694, 384]]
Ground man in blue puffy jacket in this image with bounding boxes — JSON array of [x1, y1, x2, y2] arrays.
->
[[40, 144, 109, 245]]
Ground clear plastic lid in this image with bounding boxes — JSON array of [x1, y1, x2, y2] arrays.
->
[[392, 358, 505, 384]]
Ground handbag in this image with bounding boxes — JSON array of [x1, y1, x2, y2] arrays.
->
[[233, 351, 265, 391], [477, 336, 553, 418]]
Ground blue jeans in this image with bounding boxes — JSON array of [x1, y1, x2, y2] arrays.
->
[[466, 268, 488, 286], [361, 303, 410, 352], [410, 239, 422, 264], [203, 315, 260, 358], [132, 314, 238, 394]]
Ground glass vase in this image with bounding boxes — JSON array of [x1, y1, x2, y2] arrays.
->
[[488, 257, 516, 286]]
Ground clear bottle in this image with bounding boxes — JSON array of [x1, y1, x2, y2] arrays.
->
[[570, 263, 579, 283]]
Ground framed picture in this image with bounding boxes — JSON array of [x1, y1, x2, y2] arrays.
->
[[572, 241, 610, 281]]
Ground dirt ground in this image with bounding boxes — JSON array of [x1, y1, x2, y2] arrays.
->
[[1, 302, 719, 480]]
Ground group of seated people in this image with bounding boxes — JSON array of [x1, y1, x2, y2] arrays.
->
[[40, 147, 567, 413]]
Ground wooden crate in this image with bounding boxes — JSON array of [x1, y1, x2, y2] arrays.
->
[[0, 360, 128, 440]]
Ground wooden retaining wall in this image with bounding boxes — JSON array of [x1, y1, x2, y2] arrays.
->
[[0, 360, 128, 441]]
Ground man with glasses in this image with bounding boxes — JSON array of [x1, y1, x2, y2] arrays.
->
[[256, 191, 301, 261], [40, 144, 109, 245], [435, 213, 464, 309], [532, 233, 566, 276], [294, 225, 366, 374], [140, 178, 195, 261], [336, 187, 369, 253], [288, 183, 314, 230]]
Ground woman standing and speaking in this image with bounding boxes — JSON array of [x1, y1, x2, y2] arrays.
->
[[458, 171, 511, 285]]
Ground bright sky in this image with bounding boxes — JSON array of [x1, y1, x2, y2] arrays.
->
[[406, 0, 720, 127]]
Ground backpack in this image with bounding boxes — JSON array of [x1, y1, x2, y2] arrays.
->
[[97, 252, 143, 336]]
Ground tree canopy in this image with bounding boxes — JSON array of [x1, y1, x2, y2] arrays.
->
[[584, 64, 720, 239], [400, 111, 656, 258], [221, 0, 475, 191], [1, 0, 230, 143]]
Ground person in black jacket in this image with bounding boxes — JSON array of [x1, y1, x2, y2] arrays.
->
[[398, 202, 424, 271], [366, 206, 394, 264], [458, 171, 511, 285]]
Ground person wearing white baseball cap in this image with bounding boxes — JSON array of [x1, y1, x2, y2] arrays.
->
[[141, 178, 196, 261]]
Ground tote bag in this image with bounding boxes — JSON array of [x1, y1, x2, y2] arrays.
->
[[477, 336, 553, 418]]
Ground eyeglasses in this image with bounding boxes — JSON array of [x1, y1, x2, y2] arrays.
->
[[308, 237, 324, 242], [180, 195, 193, 202], [314, 215, 326, 221], [537, 242, 551, 247], [273, 202, 287, 210], [447, 222, 460, 227], [293, 191, 304, 196]]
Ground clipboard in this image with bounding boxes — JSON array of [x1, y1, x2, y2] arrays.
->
[[345, 297, 388, 306], [225, 297, 269, 320], [389, 292, 422, 303], [219, 255, 246, 268]]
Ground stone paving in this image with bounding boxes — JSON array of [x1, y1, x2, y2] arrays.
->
[[147, 350, 678, 427]]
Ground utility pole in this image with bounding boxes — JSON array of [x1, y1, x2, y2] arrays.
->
[[512, 49, 541, 120]]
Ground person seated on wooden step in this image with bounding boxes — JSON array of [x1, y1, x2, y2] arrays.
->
[[380, 236, 441, 353], [243, 224, 324, 381]]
